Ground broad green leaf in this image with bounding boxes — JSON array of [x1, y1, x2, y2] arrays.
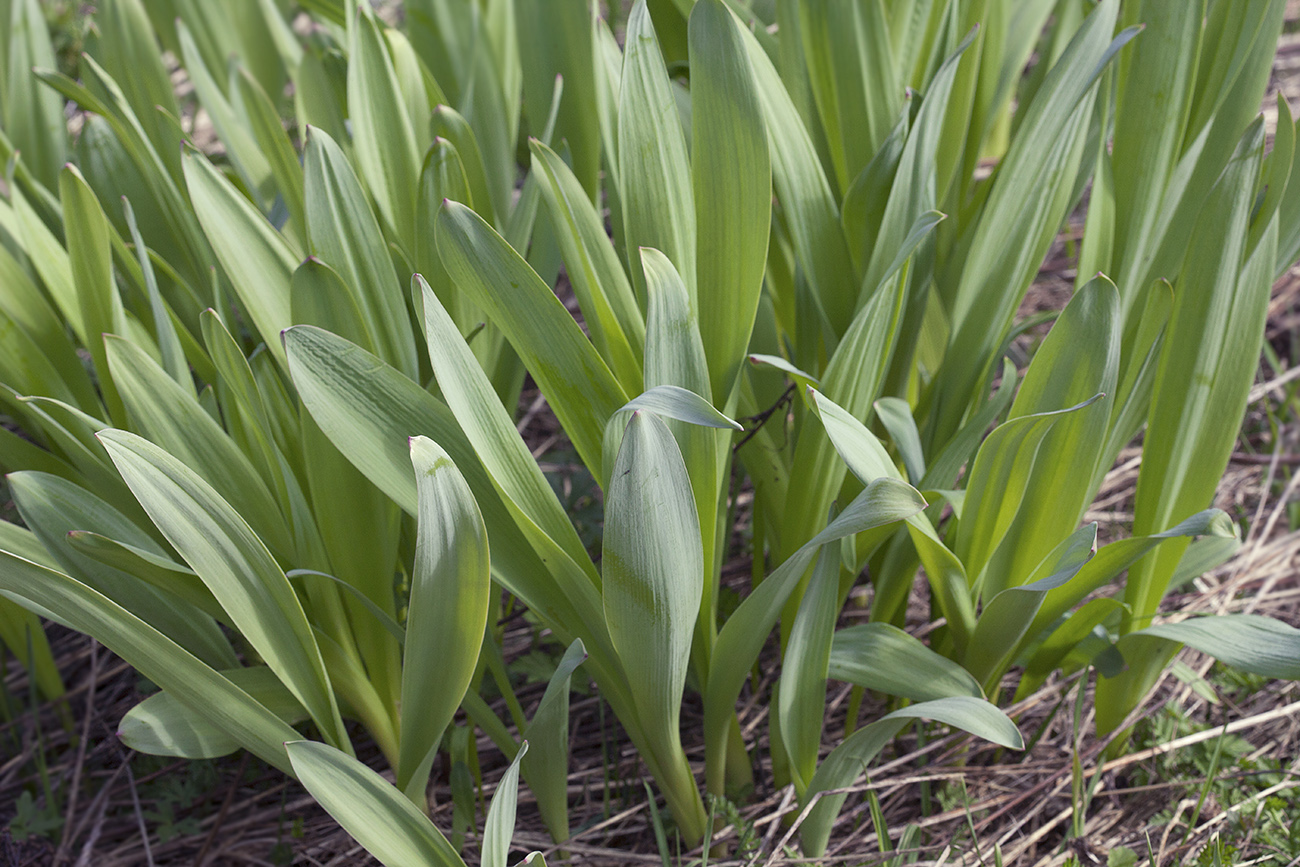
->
[[0, 306, 94, 412], [183, 149, 293, 369], [304, 128, 418, 379], [691, 0, 771, 403], [780, 216, 919, 560], [963, 524, 1097, 689], [748, 354, 821, 392], [65, 530, 222, 624], [779, 544, 840, 790], [1030, 509, 1238, 646], [953, 395, 1104, 591], [435, 201, 628, 474], [521, 639, 586, 842], [975, 277, 1119, 598], [177, 20, 272, 203], [481, 742, 528, 867], [619, 1, 696, 305], [874, 397, 925, 485], [414, 138, 472, 334], [290, 258, 375, 353], [734, 7, 855, 333], [235, 65, 307, 239], [287, 740, 468, 867], [1132, 614, 1300, 680], [800, 696, 1022, 855], [105, 335, 295, 560], [199, 311, 293, 515], [4, 0, 66, 187], [91, 0, 180, 165], [432, 105, 496, 227], [921, 357, 1018, 491], [530, 139, 644, 393], [9, 470, 235, 668], [604, 410, 707, 841], [0, 552, 301, 772], [799, 0, 899, 196], [418, 277, 597, 581], [859, 29, 975, 302], [38, 56, 215, 290], [1110, 0, 1204, 318], [282, 326, 601, 660], [348, 4, 421, 250], [515, 0, 601, 197], [0, 236, 98, 412], [118, 666, 309, 758], [703, 477, 925, 792], [60, 165, 129, 427], [830, 622, 983, 701], [933, 3, 1133, 443], [398, 438, 491, 800], [99, 430, 349, 751], [621, 385, 741, 431]]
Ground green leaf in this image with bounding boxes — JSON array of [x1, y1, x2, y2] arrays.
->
[[60, 165, 129, 427], [690, 0, 771, 404], [748, 354, 821, 392], [234, 64, 307, 239], [874, 397, 925, 485], [282, 326, 596, 658], [435, 200, 628, 474], [778, 543, 840, 789], [122, 199, 190, 393], [431, 105, 496, 228], [1131, 614, 1300, 680], [0, 551, 301, 773], [287, 740, 468, 867], [703, 477, 925, 792], [953, 395, 1104, 593], [182, 148, 294, 369], [418, 276, 598, 581], [799, 696, 1022, 856], [348, 4, 421, 250], [176, 20, 273, 204], [118, 666, 309, 758], [1030, 509, 1238, 647], [530, 139, 644, 393], [304, 128, 419, 379], [9, 470, 236, 668], [620, 385, 742, 431], [65, 530, 222, 624], [1018, 597, 1126, 699], [604, 411, 707, 840], [934, 2, 1133, 443], [734, 0, 856, 333], [797, 0, 900, 196], [105, 335, 295, 559], [974, 276, 1119, 599], [3, 0, 66, 187], [520, 639, 586, 842], [398, 438, 491, 800], [619, 1, 696, 305], [829, 623, 983, 702], [515, 0, 601, 197], [481, 741, 528, 867], [99, 430, 349, 751], [963, 524, 1098, 690]]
